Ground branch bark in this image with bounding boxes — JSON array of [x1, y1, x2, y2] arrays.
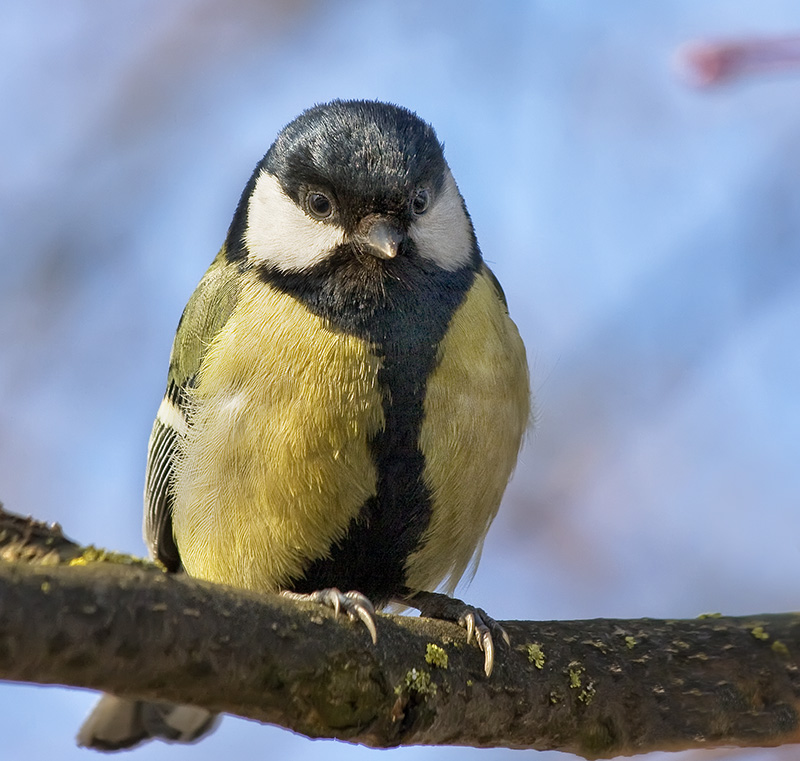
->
[[1, 506, 799, 758]]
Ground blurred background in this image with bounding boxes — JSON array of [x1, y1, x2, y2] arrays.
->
[[2, 2, 800, 759]]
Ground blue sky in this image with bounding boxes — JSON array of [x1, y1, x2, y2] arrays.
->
[[2, 2, 800, 759]]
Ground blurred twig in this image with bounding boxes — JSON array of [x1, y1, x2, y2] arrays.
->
[[676, 35, 800, 87], [0, 503, 83, 565]]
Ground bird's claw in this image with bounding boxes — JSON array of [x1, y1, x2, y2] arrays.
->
[[341, 590, 378, 644], [400, 590, 509, 677], [282, 588, 378, 643], [458, 608, 508, 676]]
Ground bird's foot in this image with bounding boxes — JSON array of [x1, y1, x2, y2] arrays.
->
[[281, 588, 378, 644], [400, 590, 509, 676]]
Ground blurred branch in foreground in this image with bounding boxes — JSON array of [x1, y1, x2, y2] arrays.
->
[[676, 35, 800, 87], [1, 505, 800, 759]]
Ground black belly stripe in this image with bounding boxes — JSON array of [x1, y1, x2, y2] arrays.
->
[[257, 245, 478, 603]]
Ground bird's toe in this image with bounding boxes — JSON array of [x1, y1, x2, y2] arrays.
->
[[282, 588, 378, 643], [399, 590, 509, 676]]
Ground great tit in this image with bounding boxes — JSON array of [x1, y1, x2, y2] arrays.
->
[[78, 99, 530, 750]]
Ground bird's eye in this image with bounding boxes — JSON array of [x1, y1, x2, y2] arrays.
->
[[306, 191, 333, 219], [411, 189, 430, 216]]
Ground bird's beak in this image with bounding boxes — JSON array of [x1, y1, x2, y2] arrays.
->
[[361, 217, 404, 260]]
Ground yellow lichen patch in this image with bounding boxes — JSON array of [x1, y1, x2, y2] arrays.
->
[[567, 661, 596, 704], [568, 661, 583, 688], [425, 643, 448, 669], [525, 643, 546, 669], [68, 545, 150, 567], [395, 668, 436, 698], [578, 684, 597, 704], [772, 640, 790, 657], [40, 580, 51, 594], [750, 626, 770, 641], [624, 636, 638, 649]]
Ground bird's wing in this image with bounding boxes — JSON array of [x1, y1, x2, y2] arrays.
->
[[482, 263, 510, 310], [144, 249, 241, 569]]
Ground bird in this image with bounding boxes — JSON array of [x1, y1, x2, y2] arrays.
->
[[77, 99, 530, 750]]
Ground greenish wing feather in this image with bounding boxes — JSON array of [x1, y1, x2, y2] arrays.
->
[[144, 249, 242, 568], [483, 264, 509, 310], [144, 416, 181, 567]]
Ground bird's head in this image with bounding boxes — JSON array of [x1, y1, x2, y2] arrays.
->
[[226, 100, 477, 278]]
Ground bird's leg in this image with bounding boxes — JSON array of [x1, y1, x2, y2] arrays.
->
[[281, 588, 378, 644], [397, 590, 510, 676]]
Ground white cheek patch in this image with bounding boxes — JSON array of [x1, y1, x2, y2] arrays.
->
[[244, 171, 345, 272], [410, 168, 474, 271]]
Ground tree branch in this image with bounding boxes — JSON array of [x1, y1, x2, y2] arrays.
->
[[1, 505, 799, 758]]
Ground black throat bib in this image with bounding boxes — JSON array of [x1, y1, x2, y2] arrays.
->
[[257, 249, 478, 603]]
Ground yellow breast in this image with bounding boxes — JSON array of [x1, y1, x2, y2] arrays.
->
[[407, 268, 530, 593], [172, 276, 384, 590]]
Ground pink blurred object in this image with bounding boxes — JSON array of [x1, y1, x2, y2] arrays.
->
[[677, 35, 800, 86]]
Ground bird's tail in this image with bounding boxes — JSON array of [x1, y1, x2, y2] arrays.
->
[[77, 694, 219, 751]]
